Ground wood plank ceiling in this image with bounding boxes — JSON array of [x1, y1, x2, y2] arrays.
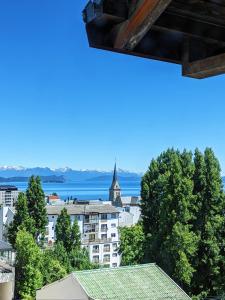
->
[[83, 0, 225, 78]]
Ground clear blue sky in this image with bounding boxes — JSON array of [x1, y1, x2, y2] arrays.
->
[[1, 0, 225, 173]]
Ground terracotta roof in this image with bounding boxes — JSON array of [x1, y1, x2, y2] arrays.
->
[[48, 195, 60, 200]]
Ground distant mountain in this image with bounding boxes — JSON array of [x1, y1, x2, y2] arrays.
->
[[0, 166, 142, 182], [0, 175, 65, 183], [87, 175, 141, 182]]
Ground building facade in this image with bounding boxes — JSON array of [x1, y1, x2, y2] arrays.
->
[[0, 186, 19, 207], [46, 204, 121, 268]]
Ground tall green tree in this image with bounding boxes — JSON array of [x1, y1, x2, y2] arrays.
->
[[119, 224, 145, 266], [55, 208, 72, 252], [141, 149, 199, 288], [15, 229, 43, 299], [191, 148, 225, 298], [26, 176, 48, 241], [70, 219, 81, 250], [7, 193, 35, 248]]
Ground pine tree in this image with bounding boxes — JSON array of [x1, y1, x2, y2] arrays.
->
[[26, 176, 48, 241], [7, 193, 35, 248], [191, 148, 225, 297], [55, 208, 71, 252], [15, 229, 43, 299], [70, 219, 81, 250], [141, 149, 198, 288]]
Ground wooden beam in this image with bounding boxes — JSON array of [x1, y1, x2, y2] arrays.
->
[[182, 53, 225, 79], [114, 0, 173, 50]]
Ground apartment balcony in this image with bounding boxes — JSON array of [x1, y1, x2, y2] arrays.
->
[[84, 219, 99, 225], [100, 219, 108, 223], [82, 238, 112, 245], [84, 228, 99, 234]]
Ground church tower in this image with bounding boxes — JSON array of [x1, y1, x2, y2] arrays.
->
[[109, 163, 122, 206]]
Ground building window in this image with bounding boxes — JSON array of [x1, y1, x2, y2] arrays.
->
[[125, 206, 130, 213], [93, 255, 99, 264], [112, 263, 117, 267], [84, 215, 89, 223], [111, 223, 116, 228], [111, 213, 117, 219], [112, 253, 117, 257], [89, 214, 99, 223], [103, 254, 110, 263], [111, 233, 116, 238], [101, 224, 108, 232], [74, 215, 80, 221], [52, 216, 55, 219], [93, 245, 99, 254], [101, 234, 107, 241], [101, 214, 107, 221], [103, 244, 110, 252], [52, 226, 54, 230], [89, 234, 95, 242], [113, 243, 117, 251]]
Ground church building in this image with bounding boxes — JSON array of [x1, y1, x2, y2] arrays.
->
[[109, 163, 141, 226], [109, 163, 122, 207]]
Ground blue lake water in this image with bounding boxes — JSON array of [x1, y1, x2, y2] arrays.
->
[[0, 180, 141, 201]]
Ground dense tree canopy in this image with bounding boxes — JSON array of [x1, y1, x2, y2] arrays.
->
[[141, 148, 225, 298], [15, 229, 43, 299], [41, 250, 67, 286], [119, 224, 144, 266]]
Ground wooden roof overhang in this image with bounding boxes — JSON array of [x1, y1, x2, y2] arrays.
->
[[83, 0, 225, 79]]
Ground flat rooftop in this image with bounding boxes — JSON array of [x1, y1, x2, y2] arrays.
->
[[46, 204, 119, 215], [0, 185, 18, 191]]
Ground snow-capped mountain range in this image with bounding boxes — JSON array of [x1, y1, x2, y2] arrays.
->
[[0, 166, 142, 182]]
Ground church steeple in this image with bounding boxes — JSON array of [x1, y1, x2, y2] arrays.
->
[[112, 163, 118, 186], [109, 162, 122, 206]]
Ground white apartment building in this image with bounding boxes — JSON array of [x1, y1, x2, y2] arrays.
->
[[46, 204, 121, 268], [0, 207, 15, 241], [0, 186, 19, 207]]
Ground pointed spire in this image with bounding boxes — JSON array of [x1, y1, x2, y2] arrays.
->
[[112, 162, 118, 183]]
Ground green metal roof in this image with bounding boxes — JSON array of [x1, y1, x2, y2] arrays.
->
[[73, 264, 191, 300]]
